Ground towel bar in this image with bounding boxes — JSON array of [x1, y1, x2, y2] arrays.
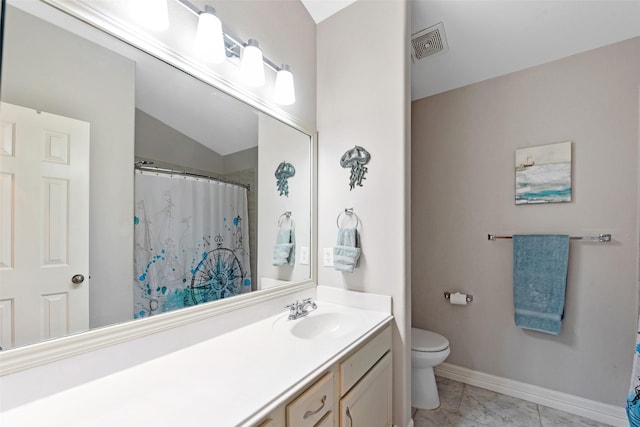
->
[[488, 233, 611, 242], [278, 211, 293, 227], [337, 208, 360, 229]]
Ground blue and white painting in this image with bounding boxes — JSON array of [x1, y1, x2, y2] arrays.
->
[[515, 141, 572, 205]]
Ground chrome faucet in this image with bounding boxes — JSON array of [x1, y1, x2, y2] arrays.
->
[[286, 298, 318, 320]]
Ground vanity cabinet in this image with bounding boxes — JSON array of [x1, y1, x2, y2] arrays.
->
[[255, 325, 391, 427]]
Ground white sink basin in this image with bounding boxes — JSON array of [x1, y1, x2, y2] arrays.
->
[[274, 304, 366, 340]]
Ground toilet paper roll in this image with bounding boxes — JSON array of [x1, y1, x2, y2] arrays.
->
[[450, 292, 468, 305]]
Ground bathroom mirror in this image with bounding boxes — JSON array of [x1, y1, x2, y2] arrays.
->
[[0, 0, 314, 370]]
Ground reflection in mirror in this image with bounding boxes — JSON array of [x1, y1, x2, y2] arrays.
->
[[0, 1, 311, 353]]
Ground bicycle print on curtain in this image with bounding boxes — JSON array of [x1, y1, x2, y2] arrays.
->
[[134, 171, 251, 318]]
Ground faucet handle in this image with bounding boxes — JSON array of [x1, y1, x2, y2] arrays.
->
[[302, 297, 317, 310], [285, 300, 299, 319], [285, 300, 299, 310]]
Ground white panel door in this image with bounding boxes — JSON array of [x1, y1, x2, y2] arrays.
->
[[0, 101, 90, 349]]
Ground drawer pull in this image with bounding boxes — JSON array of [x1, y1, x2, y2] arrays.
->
[[346, 406, 353, 426], [303, 395, 327, 419]]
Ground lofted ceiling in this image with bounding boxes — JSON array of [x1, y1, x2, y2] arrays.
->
[[302, 0, 640, 101]]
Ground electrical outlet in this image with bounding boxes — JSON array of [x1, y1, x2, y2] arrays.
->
[[323, 248, 334, 267], [300, 246, 309, 265]]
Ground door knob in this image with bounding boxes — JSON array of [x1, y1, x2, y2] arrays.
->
[[71, 274, 85, 285]]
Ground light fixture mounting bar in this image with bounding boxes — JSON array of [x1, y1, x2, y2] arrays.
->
[[223, 31, 280, 72], [173, 0, 284, 72], [175, 0, 200, 16]]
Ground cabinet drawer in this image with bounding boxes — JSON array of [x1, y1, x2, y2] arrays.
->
[[287, 372, 334, 427], [339, 326, 391, 396]]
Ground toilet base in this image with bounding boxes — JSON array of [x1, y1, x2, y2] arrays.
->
[[411, 366, 440, 410]]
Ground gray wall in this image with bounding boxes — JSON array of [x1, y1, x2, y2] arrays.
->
[[135, 109, 224, 173], [317, 1, 412, 425], [2, 6, 135, 329], [224, 147, 259, 175], [412, 37, 640, 405]]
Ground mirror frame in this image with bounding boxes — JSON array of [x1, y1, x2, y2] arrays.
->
[[0, 0, 5, 96], [0, 0, 317, 375]]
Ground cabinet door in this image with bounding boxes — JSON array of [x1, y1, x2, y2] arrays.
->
[[339, 351, 392, 427]]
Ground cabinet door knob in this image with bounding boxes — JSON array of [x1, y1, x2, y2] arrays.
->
[[303, 395, 326, 419]]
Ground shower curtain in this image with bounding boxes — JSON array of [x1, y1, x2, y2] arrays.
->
[[133, 171, 251, 318], [628, 315, 640, 426]]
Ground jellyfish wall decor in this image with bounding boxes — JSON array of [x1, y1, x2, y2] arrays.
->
[[275, 161, 296, 196], [340, 145, 371, 190]]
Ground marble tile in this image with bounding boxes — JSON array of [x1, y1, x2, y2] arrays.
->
[[413, 377, 610, 427], [457, 384, 541, 427], [413, 407, 471, 427], [539, 405, 612, 427], [436, 376, 465, 412]]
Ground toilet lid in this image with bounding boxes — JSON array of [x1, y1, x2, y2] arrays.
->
[[412, 328, 449, 352]]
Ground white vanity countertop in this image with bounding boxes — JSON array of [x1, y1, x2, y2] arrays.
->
[[0, 295, 392, 426]]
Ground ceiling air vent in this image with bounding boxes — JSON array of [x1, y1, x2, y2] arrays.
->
[[411, 22, 448, 61]]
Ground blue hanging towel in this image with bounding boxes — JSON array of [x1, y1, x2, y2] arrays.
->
[[333, 228, 361, 273], [272, 227, 295, 266], [512, 234, 569, 335]]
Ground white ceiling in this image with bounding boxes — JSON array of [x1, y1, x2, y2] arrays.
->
[[302, 0, 640, 101], [300, 0, 357, 23]]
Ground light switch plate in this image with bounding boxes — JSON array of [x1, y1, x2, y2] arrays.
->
[[300, 246, 309, 265], [323, 248, 334, 267]]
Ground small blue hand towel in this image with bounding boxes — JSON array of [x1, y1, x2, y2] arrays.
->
[[513, 234, 569, 335], [334, 228, 361, 273], [272, 227, 295, 266]]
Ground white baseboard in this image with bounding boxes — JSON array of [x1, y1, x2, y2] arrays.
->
[[434, 362, 627, 427]]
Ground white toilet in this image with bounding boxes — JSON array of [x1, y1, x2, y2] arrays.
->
[[411, 327, 450, 410]]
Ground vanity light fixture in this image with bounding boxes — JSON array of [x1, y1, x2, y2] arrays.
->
[[175, 0, 295, 104], [194, 6, 225, 64], [274, 64, 296, 105], [240, 39, 266, 87], [128, 0, 170, 31]]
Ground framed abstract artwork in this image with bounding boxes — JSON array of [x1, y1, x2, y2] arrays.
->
[[515, 141, 572, 205]]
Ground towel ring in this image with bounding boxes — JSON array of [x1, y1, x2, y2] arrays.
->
[[278, 211, 294, 228], [336, 208, 360, 229]]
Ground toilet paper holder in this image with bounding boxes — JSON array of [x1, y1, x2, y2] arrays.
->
[[444, 291, 473, 303]]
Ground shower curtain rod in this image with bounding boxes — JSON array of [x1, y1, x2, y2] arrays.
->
[[135, 163, 250, 190]]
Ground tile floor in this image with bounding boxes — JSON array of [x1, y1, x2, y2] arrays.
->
[[412, 377, 613, 427]]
